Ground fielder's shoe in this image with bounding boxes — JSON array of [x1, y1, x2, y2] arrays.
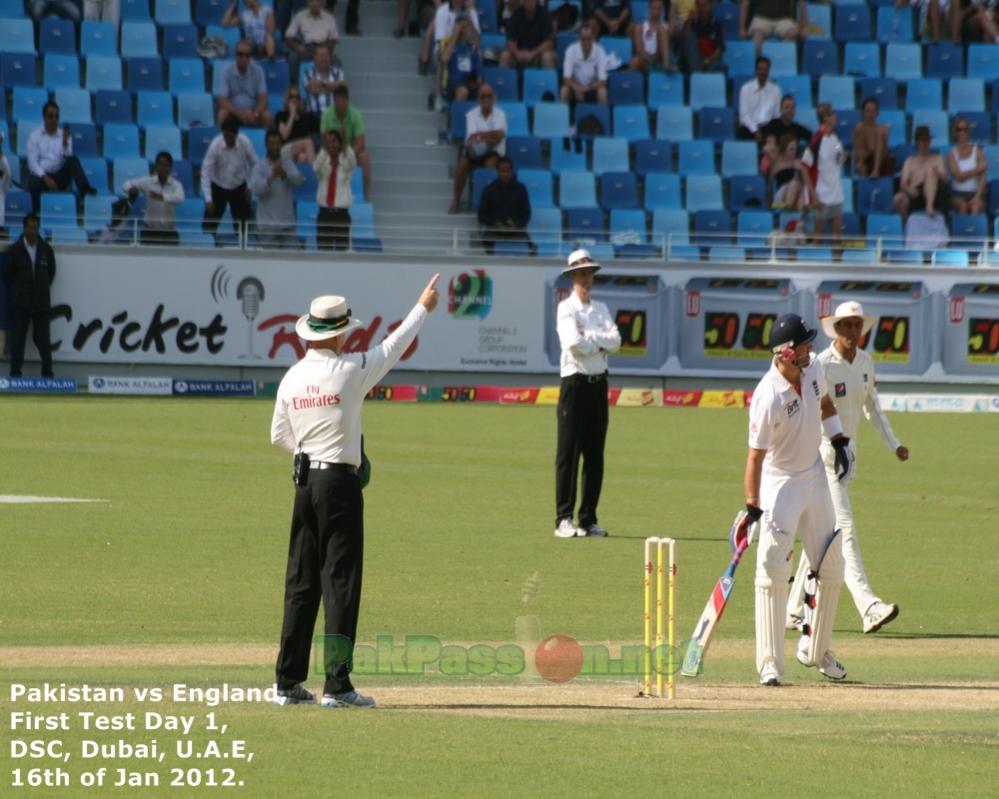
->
[[319, 695, 346, 709], [332, 690, 376, 708], [796, 648, 847, 681], [583, 524, 609, 537], [759, 663, 781, 686], [862, 601, 899, 634], [273, 684, 316, 706], [785, 612, 804, 631], [554, 519, 580, 538]]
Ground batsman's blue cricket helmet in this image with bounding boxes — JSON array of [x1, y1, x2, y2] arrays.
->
[[769, 313, 818, 352]]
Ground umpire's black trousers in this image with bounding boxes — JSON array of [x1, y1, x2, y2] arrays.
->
[[276, 465, 363, 696], [555, 372, 609, 529], [9, 306, 53, 377]]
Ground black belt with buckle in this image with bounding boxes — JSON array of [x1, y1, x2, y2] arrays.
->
[[311, 462, 359, 475], [568, 372, 607, 384]]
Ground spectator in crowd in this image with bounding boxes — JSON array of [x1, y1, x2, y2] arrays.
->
[[3, 214, 56, 378], [26, 102, 97, 214], [202, 117, 259, 237], [249, 129, 305, 249], [84, 0, 119, 24], [420, 0, 479, 75], [286, 0, 340, 81], [951, 0, 999, 42], [123, 151, 185, 246], [894, 125, 948, 218], [947, 116, 987, 215], [0, 134, 11, 241], [276, 86, 319, 164], [562, 23, 609, 106], [397, 0, 440, 39], [440, 14, 484, 107], [760, 94, 811, 163], [802, 104, 846, 243], [739, 0, 808, 54], [630, 0, 676, 72], [767, 133, 810, 211], [499, 0, 556, 69], [218, 40, 274, 130], [478, 157, 533, 254], [592, 0, 633, 37], [682, 0, 723, 73], [302, 43, 346, 116], [28, 0, 80, 22], [320, 86, 371, 200], [897, 0, 946, 41], [851, 97, 892, 179], [449, 83, 508, 213], [737, 56, 781, 142], [314, 129, 356, 251], [223, 0, 277, 60]]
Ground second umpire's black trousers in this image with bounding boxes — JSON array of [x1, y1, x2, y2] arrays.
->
[[275, 464, 363, 696], [555, 372, 609, 529]]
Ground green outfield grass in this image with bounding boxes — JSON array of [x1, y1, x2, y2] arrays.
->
[[1, 397, 997, 798]]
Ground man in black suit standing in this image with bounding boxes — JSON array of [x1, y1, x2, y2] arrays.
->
[[2, 214, 56, 378]]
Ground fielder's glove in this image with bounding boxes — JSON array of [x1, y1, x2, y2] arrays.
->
[[831, 435, 854, 482], [730, 504, 762, 551]]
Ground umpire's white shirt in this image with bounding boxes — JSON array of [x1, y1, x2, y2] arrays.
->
[[271, 304, 428, 465], [818, 345, 899, 450], [556, 292, 621, 377], [749, 354, 826, 476]]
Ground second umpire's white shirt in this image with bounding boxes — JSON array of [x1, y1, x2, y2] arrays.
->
[[749, 354, 827, 476], [270, 304, 428, 466], [556, 292, 621, 377]]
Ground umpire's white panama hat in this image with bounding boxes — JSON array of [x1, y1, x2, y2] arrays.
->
[[296, 295, 364, 341], [562, 248, 601, 275], [821, 300, 876, 339]]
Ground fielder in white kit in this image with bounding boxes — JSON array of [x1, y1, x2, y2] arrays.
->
[[740, 313, 854, 686], [786, 301, 908, 635]]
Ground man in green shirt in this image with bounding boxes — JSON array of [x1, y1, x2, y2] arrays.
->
[[320, 86, 370, 199]]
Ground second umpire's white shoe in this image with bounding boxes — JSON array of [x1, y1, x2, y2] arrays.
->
[[554, 519, 580, 538], [863, 601, 899, 634], [797, 648, 847, 681]]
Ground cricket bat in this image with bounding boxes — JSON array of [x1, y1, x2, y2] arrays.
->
[[681, 520, 754, 678]]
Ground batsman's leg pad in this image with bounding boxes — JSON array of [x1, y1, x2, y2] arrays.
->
[[786, 550, 811, 620], [755, 576, 788, 677], [798, 531, 845, 665]]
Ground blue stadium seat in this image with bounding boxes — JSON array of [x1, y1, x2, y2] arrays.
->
[[886, 249, 923, 264], [729, 175, 767, 210], [96, 90, 133, 124], [144, 125, 182, 162], [859, 77, 898, 109], [644, 172, 681, 210], [559, 170, 597, 209], [948, 78, 985, 115], [806, 1, 831, 38], [162, 24, 199, 59], [608, 71, 644, 106], [52, 226, 89, 244], [882, 111, 908, 147], [856, 177, 894, 214], [196, 0, 229, 26], [55, 88, 92, 124], [655, 105, 692, 141], [187, 126, 219, 163], [40, 18, 77, 55], [44, 54, 80, 89], [648, 72, 684, 107], [678, 139, 715, 176], [483, 67, 518, 102], [612, 105, 650, 141], [533, 103, 571, 138], [500, 102, 529, 137], [967, 44, 999, 81], [840, 248, 879, 264], [912, 109, 947, 143], [113, 157, 150, 192], [876, 6, 913, 42], [12, 87, 48, 126], [205, 24, 241, 57], [81, 21, 117, 57], [818, 75, 855, 110], [653, 208, 692, 255], [962, 111, 990, 142], [713, 1, 740, 40], [477, 0, 499, 31], [350, 203, 382, 252], [471, 167, 497, 209], [834, 5, 871, 40], [737, 210, 773, 245], [694, 210, 732, 244], [155, 0, 191, 24], [905, 78, 941, 112], [262, 60, 289, 97], [698, 107, 734, 143], [724, 40, 756, 78], [127, 57, 163, 91], [884, 43, 921, 81], [634, 139, 672, 175], [762, 41, 797, 77], [137, 91, 174, 127], [71, 124, 99, 157], [1, 53, 36, 88], [0, 17, 35, 54], [844, 42, 881, 78], [925, 42, 963, 80], [841, 178, 855, 213], [40, 193, 78, 235], [778, 75, 813, 108], [592, 137, 629, 175], [103, 123, 141, 159], [600, 36, 632, 68], [287, 162, 314, 202], [506, 136, 542, 170], [834, 108, 861, 147], [721, 141, 758, 177], [930, 249, 969, 266], [609, 208, 650, 247], [528, 206, 563, 257], [549, 139, 588, 174], [86, 55, 123, 91], [802, 39, 840, 78], [122, 0, 151, 19], [5, 191, 32, 229], [517, 168, 554, 208], [631, 0, 649, 21], [169, 58, 206, 95], [866, 212, 902, 239], [685, 175, 723, 211], [599, 171, 639, 210], [689, 73, 725, 111], [178, 92, 215, 130], [574, 102, 611, 138], [242, 127, 265, 157], [84, 194, 116, 234], [80, 157, 109, 194], [950, 214, 988, 244], [120, 23, 157, 58], [522, 68, 559, 107]]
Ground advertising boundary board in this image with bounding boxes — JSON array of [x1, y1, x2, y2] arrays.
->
[[38, 248, 999, 384]]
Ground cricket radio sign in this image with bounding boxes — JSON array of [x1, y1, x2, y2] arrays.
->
[[448, 270, 493, 320]]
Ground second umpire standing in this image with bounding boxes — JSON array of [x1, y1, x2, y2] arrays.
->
[[269, 273, 440, 707], [554, 249, 621, 538]]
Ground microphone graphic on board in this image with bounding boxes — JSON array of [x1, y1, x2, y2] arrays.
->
[[236, 277, 265, 359]]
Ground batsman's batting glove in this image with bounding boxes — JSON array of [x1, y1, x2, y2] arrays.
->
[[730, 505, 763, 551], [832, 435, 854, 482]]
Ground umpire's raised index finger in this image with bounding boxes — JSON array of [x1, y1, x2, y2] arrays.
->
[[427, 273, 441, 290]]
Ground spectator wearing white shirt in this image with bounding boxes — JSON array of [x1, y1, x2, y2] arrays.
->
[[313, 129, 357, 251], [217, 40, 273, 130], [222, 0, 276, 60], [560, 24, 608, 106], [737, 56, 781, 142], [802, 104, 846, 244], [26, 102, 97, 214], [448, 84, 507, 214], [201, 117, 259, 239], [285, 0, 340, 81], [249, 130, 306, 250], [123, 151, 185, 246]]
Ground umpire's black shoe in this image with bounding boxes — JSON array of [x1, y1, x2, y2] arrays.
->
[[273, 684, 316, 706]]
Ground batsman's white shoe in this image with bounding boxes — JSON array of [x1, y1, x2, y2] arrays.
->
[[863, 601, 899, 634], [332, 690, 376, 708], [583, 524, 609, 537], [273, 684, 316, 706], [796, 647, 847, 681], [554, 519, 580, 538], [319, 695, 346, 709], [759, 663, 781, 687], [785, 612, 803, 631]]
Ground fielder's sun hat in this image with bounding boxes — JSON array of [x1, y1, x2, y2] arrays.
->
[[769, 313, 817, 352], [563, 248, 601, 275], [821, 300, 876, 339], [295, 295, 364, 341]]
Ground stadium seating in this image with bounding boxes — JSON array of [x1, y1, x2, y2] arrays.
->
[[648, 72, 684, 107], [518, 168, 554, 208], [574, 103, 610, 138], [612, 105, 650, 141], [644, 173, 682, 210], [608, 72, 644, 106], [507, 136, 543, 170], [0, 17, 35, 54], [40, 18, 77, 55], [592, 138, 629, 175], [559, 171, 597, 209], [634, 140, 672, 176]]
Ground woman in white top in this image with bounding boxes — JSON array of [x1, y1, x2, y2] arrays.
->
[[947, 116, 987, 215], [223, 0, 276, 59], [629, 0, 678, 72]]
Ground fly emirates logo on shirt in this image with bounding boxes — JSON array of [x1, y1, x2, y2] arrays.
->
[[292, 384, 341, 410]]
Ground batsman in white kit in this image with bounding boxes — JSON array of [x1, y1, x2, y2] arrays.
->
[[739, 313, 854, 686], [786, 301, 908, 635]]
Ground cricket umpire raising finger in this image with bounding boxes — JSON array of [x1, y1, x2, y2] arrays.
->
[[554, 249, 621, 538], [269, 274, 440, 708]]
